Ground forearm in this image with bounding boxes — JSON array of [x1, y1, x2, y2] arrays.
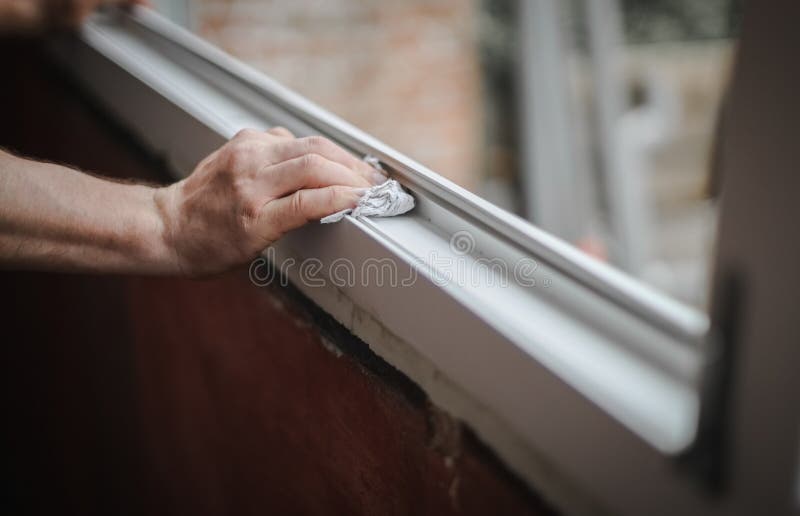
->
[[0, 129, 380, 276], [0, 0, 144, 35], [0, 149, 176, 274], [0, 0, 42, 34]]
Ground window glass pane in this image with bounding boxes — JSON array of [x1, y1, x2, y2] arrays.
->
[[156, 0, 738, 309]]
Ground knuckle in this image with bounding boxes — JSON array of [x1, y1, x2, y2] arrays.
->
[[290, 191, 307, 218], [239, 198, 262, 226], [231, 176, 250, 198], [300, 152, 326, 171], [304, 135, 334, 153], [323, 186, 341, 206], [270, 126, 292, 136], [222, 140, 255, 173], [234, 128, 260, 140]]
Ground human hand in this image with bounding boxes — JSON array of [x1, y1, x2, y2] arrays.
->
[[154, 128, 386, 276], [0, 0, 147, 34]]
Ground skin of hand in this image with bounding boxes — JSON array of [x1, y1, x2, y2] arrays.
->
[[0, 0, 146, 34], [0, 127, 386, 276], [154, 127, 386, 276]]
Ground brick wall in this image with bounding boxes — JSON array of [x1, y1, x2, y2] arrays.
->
[[190, 0, 484, 190]]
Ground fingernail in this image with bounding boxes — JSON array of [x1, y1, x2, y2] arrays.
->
[[352, 187, 369, 196], [370, 171, 388, 185]]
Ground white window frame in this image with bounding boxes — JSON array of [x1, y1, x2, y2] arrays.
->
[[48, 6, 799, 515]]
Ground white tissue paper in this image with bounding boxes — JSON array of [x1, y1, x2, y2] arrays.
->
[[320, 156, 415, 224]]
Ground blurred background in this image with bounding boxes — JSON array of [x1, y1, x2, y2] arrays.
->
[[152, 0, 739, 308]]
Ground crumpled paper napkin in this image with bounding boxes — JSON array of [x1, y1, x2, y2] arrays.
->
[[321, 156, 415, 223]]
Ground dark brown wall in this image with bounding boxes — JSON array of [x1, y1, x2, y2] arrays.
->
[[1, 40, 554, 516]]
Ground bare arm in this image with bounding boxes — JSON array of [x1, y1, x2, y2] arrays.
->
[[0, 149, 172, 273], [0, 0, 145, 34], [0, 128, 384, 275]]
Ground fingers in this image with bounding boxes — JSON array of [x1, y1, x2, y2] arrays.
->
[[266, 126, 294, 138], [272, 136, 387, 186], [259, 154, 373, 199], [231, 128, 386, 186], [259, 186, 365, 237], [224, 129, 378, 198]]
